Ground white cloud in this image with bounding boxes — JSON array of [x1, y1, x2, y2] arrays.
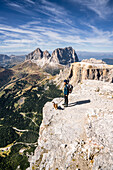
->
[[7, 2, 32, 14], [1, 0, 113, 54], [4, 39, 33, 43], [0, 24, 39, 35], [41, 0, 67, 14], [40, 1, 67, 16], [71, 0, 112, 19], [37, 0, 70, 23], [8, 2, 22, 8], [25, 0, 35, 4], [20, 21, 41, 29], [1, 20, 113, 54]]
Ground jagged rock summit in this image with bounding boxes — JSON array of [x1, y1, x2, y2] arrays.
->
[[26, 47, 79, 67], [26, 48, 51, 60], [50, 47, 79, 65], [28, 80, 113, 170], [26, 48, 51, 66]]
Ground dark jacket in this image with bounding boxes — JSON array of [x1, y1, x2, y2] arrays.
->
[[64, 84, 68, 95]]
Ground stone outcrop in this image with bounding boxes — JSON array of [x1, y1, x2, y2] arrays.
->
[[28, 80, 113, 170], [53, 66, 70, 88], [69, 60, 113, 84], [25, 47, 79, 67]]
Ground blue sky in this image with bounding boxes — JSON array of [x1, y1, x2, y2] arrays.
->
[[0, 0, 113, 55]]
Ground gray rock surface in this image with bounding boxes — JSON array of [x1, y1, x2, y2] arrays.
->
[[28, 80, 113, 170], [69, 61, 113, 84], [26, 48, 51, 60], [25, 47, 79, 67], [50, 47, 79, 65]]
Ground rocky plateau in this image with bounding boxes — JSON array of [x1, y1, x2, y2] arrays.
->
[[69, 59, 113, 84], [28, 80, 113, 170]]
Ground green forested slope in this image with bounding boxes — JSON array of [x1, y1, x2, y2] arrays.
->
[[0, 61, 62, 170]]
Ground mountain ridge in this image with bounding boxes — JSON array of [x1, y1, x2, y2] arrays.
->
[[0, 54, 25, 68], [26, 47, 79, 67]]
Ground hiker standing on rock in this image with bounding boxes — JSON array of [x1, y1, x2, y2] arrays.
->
[[63, 79, 68, 107]]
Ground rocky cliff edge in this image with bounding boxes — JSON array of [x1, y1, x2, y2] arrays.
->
[[69, 61, 113, 84], [28, 80, 113, 170]]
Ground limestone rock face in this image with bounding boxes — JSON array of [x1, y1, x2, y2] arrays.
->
[[53, 66, 70, 88], [69, 61, 113, 84], [28, 80, 113, 170], [50, 47, 79, 65], [26, 48, 51, 65], [43, 50, 51, 60], [26, 47, 79, 67], [54, 59, 113, 90]]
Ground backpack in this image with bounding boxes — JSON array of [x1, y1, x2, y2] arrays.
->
[[67, 84, 73, 94]]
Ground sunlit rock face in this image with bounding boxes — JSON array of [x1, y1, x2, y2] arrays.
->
[[28, 80, 113, 170], [50, 47, 79, 65], [53, 59, 113, 90], [69, 59, 113, 84], [25, 48, 51, 67], [25, 47, 79, 67]]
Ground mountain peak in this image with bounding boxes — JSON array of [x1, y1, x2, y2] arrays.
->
[[51, 46, 79, 65], [35, 48, 42, 52], [25, 47, 79, 67], [43, 50, 51, 59]]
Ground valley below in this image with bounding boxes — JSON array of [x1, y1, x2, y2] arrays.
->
[[0, 61, 62, 170]]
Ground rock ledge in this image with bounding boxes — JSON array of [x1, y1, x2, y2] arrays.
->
[[28, 80, 113, 170]]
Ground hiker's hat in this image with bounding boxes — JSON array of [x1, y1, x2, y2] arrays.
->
[[64, 79, 67, 83]]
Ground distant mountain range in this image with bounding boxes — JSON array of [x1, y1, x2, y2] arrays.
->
[[77, 51, 113, 60], [0, 54, 25, 68], [25, 47, 79, 75], [102, 58, 113, 65], [1, 48, 113, 68]]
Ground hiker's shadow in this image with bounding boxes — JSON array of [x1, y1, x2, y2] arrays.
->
[[68, 100, 91, 107]]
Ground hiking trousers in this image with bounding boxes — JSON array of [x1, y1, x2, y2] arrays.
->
[[64, 95, 68, 106]]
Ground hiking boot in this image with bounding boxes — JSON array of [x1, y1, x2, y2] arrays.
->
[[64, 105, 68, 107]]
